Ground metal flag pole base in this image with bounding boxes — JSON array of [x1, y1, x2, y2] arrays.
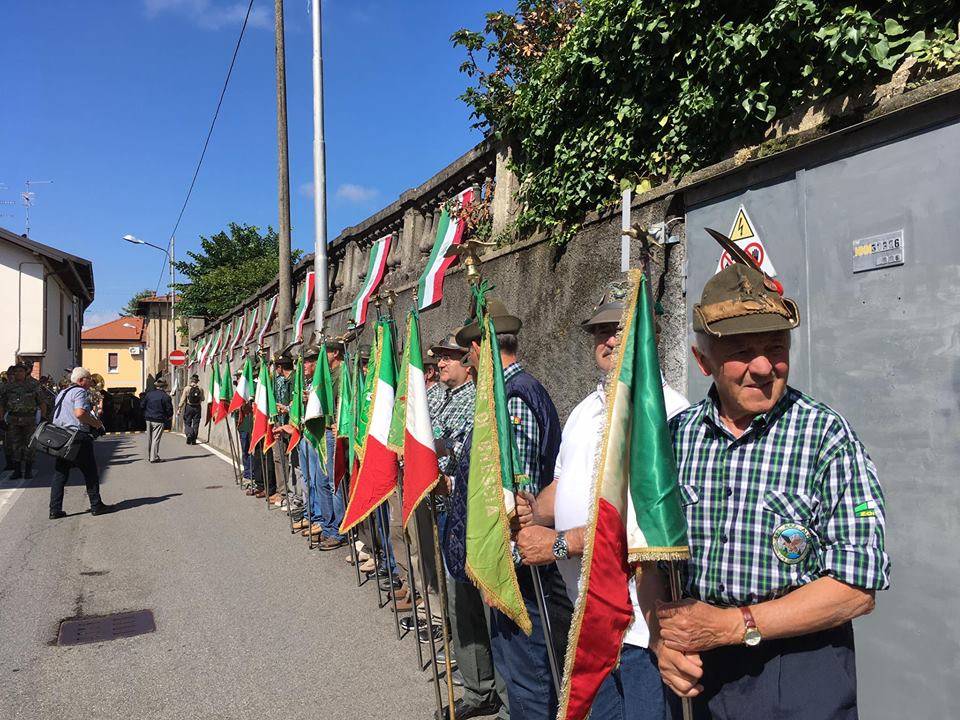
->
[[379, 503, 404, 639], [223, 416, 241, 487], [668, 561, 694, 720], [397, 478, 425, 669], [231, 416, 244, 485], [428, 499, 457, 720], [278, 444, 295, 535], [529, 563, 562, 697], [367, 515, 387, 609], [411, 508, 444, 717]]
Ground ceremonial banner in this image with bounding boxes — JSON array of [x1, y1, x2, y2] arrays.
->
[[204, 327, 223, 368], [339, 321, 399, 534], [257, 295, 277, 347], [228, 316, 244, 357], [465, 286, 531, 635], [293, 271, 316, 343], [558, 272, 689, 720], [229, 356, 255, 414], [214, 360, 232, 424], [417, 187, 476, 311], [304, 345, 335, 465], [350, 235, 391, 327], [249, 361, 275, 452], [332, 351, 354, 491], [242, 306, 259, 348], [387, 317, 410, 455], [399, 312, 440, 527], [207, 361, 220, 424], [286, 356, 305, 454], [197, 335, 211, 368]]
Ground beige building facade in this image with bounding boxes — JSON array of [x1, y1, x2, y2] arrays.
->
[[81, 317, 146, 393]]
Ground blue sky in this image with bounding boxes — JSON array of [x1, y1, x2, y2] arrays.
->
[[1, 1, 505, 327]]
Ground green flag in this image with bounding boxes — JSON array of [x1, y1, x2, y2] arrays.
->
[[286, 356, 305, 454], [304, 347, 335, 466], [465, 283, 532, 635], [625, 273, 689, 561], [387, 313, 412, 455]]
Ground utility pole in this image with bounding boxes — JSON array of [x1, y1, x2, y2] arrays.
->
[[275, 0, 293, 346], [311, 0, 328, 336], [170, 234, 177, 350]]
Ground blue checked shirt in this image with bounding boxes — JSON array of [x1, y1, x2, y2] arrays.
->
[[503, 362, 543, 494], [670, 386, 890, 607], [433, 380, 476, 475], [426, 381, 448, 422]]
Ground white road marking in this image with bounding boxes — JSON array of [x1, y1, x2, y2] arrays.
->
[[0, 474, 29, 526]]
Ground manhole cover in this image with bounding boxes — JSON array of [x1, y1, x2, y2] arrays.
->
[[204, 485, 223, 489], [57, 610, 155, 646]]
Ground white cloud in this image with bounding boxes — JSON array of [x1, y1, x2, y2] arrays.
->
[[298, 181, 314, 199], [144, 0, 272, 31], [335, 183, 379, 204], [83, 311, 121, 329]]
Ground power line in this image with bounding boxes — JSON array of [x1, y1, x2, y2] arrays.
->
[[154, 0, 257, 295]]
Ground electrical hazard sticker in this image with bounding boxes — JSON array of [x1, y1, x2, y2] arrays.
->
[[716, 204, 778, 277]]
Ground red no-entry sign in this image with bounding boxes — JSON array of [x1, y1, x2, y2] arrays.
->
[[169, 349, 187, 366]]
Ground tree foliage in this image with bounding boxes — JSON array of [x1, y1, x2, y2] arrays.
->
[[454, 1, 960, 244], [173, 223, 302, 319], [122, 288, 155, 317]]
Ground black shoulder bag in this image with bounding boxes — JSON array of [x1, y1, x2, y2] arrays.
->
[[29, 386, 84, 461]]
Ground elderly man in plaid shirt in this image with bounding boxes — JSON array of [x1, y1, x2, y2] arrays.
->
[[655, 252, 891, 719]]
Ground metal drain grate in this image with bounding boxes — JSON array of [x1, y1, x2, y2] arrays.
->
[[57, 610, 155, 646]]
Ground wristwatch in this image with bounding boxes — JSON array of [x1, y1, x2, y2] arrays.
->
[[740, 606, 762, 647], [552, 531, 569, 560]]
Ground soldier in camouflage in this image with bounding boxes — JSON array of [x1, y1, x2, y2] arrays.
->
[[0, 363, 47, 479]]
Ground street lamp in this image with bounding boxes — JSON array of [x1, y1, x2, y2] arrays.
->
[[122, 234, 177, 351]]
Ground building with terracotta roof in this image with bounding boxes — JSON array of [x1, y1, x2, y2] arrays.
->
[[81, 316, 146, 392], [0, 226, 95, 379]]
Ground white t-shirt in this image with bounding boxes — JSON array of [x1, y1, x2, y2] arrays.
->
[[553, 377, 690, 648]]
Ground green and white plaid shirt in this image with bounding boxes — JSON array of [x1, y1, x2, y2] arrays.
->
[[433, 380, 476, 475], [426, 381, 447, 422], [504, 361, 543, 494], [670, 385, 890, 607]]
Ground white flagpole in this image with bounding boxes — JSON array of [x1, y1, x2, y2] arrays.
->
[[311, 0, 329, 337]]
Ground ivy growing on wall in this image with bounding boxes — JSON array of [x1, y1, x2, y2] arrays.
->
[[454, 1, 960, 244]]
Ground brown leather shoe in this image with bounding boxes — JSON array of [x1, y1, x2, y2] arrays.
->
[[308, 523, 323, 537], [254, 490, 266, 498], [319, 536, 346, 551], [244, 488, 257, 496], [292, 518, 309, 531], [268, 493, 282, 504]]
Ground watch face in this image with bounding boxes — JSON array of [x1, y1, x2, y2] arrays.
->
[[552, 533, 568, 559], [744, 628, 762, 647]]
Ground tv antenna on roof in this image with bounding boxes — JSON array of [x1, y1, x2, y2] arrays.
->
[[22, 179, 53, 236]]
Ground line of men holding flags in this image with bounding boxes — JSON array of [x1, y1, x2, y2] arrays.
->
[[183, 223, 890, 720]]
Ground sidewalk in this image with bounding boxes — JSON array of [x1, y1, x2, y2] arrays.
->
[[0, 432, 436, 720]]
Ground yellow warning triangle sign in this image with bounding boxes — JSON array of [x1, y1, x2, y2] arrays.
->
[[729, 207, 755, 241]]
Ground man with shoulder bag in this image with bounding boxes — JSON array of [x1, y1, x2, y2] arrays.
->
[[179, 374, 204, 445], [48, 367, 115, 520]]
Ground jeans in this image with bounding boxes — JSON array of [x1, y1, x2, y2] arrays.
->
[[298, 440, 322, 523], [375, 503, 398, 575], [489, 564, 563, 720], [49, 438, 103, 513], [183, 405, 201, 443], [592, 645, 669, 720], [316, 431, 345, 540], [238, 430, 253, 480]]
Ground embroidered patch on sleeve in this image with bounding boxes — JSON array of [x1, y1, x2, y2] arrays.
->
[[854, 500, 877, 518]]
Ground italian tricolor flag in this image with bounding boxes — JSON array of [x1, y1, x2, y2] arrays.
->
[[304, 345, 335, 466], [339, 320, 399, 534], [229, 356, 255, 414], [257, 295, 277, 347], [293, 271, 315, 343], [388, 311, 440, 527], [350, 235, 391, 327], [557, 272, 689, 720], [207, 362, 220, 424], [214, 359, 232, 424], [249, 361, 276, 453], [242, 306, 259, 347], [417, 187, 475, 311]]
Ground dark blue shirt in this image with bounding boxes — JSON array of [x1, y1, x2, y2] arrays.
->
[[140, 389, 173, 423]]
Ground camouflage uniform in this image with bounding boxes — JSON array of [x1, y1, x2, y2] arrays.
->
[[1, 377, 46, 475]]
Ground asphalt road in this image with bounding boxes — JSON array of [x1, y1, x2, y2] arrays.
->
[[0, 432, 441, 720]]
